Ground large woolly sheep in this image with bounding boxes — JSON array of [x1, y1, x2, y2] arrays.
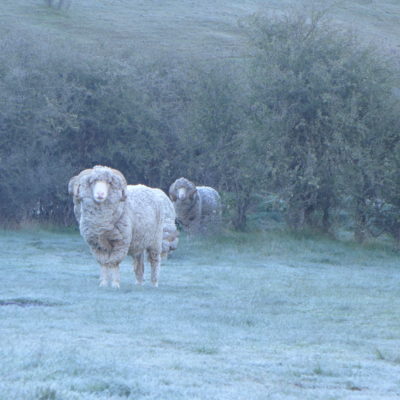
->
[[169, 177, 221, 234], [70, 166, 165, 288]]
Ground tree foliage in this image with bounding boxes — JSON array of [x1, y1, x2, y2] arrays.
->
[[1, 13, 400, 246], [244, 12, 400, 239]]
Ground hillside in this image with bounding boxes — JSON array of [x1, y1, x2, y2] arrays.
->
[[2, 0, 400, 58]]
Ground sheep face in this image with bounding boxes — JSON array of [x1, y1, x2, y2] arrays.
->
[[78, 167, 127, 204], [169, 177, 197, 203], [177, 187, 188, 201]]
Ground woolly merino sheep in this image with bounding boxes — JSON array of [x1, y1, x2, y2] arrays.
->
[[169, 177, 221, 234], [69, 166, 165, 288]]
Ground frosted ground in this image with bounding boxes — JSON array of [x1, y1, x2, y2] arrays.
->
[[1, 229, 399, 399]]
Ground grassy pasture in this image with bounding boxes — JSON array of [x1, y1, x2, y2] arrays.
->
[[0, 229, 399, 399]]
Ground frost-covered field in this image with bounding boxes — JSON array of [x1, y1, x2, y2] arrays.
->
[[1, 229, 400, 399]]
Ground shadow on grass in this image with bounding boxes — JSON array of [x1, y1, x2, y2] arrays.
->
[[0, 298, 65, 307]]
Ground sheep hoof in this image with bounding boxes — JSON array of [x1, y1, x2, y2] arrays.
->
[[111, 281, 120, 289], [152, 281, 159, 288], [99, 280, 108, 287]]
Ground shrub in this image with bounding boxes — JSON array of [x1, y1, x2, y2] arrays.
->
[[243, 11, 400, 237]]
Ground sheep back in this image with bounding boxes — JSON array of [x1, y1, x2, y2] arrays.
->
[[197, 186, 222, 225], [125, 185, 165, 256]]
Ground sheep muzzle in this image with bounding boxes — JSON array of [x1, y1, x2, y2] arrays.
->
[[177, 188, 186, 201], [92, 180, 110, 203]]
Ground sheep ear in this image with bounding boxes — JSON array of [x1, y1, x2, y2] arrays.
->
[[168, 183, 176, 200], [169, 192, 177, 202], [111, 174, 123, 189], [189, 188, 197, 200], [110, 174, 127, 202], [68, 176, 77, 196], [68, 176, 85, 200], [75, 183, 83, 200]]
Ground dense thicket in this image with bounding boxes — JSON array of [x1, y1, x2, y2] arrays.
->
[[1, 13, 399, 246]]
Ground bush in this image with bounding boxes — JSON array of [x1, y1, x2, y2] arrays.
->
[[243, 11, 400, 237], [0, 33, 188, 225]]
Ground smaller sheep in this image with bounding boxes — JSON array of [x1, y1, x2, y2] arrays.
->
[[169, 177, 221, 234]]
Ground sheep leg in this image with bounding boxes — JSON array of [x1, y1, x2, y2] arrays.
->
[[99, 265, 109, 287], [161, 239, 169, 259], [148, 249, 161, 288], [109, 265, 120, 289], [106, 242, 129, 266], [169, 236, 179, 251], [134, 252, 145, 285]]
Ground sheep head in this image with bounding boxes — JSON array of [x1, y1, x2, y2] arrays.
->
[[74, 166, 127, 204], [169, 177, 197, 203]]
